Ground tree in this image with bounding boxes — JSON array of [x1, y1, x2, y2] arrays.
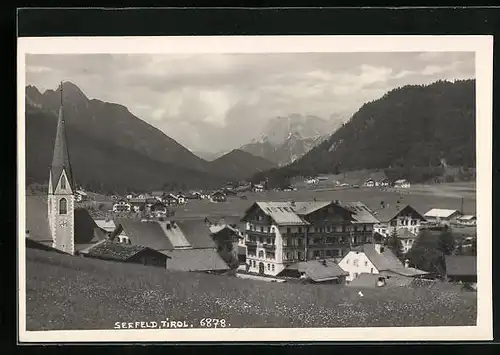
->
[[437, 227, 455, 255], [385, 229, 403, 261], [407, 230, 446, 277]]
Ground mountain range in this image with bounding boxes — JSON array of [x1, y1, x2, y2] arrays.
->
[[240, 114, 340, 166], [252, 79, 476, 184], [25, 82, 276, 193]]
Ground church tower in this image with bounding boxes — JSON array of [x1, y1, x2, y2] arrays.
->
[[48, 82, 75, 255]]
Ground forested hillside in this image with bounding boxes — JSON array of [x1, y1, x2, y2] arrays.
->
[[252, 80, 476, 184]]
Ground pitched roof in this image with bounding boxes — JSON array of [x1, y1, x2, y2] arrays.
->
[[292, 259, 348, 282], [353, 243, 404, 271], [51, 105, 74, 188], [253, 202, 309, 226], [82, 240, 167, 262], [292, 201, 332, 215], [424, 209, 460, 219], [384, 267, 429, 277], [175, 219, 217, 249], [457, 215, 476, 221], [165, 249, 229, 272], [116, 219, 174, 251], [151, 191, 165, 197], [338, 201, 380, 224], [365, 171, 389, 182], [445, 255, 477, 277], [371, 204, 425, 223], [94, 219, 116, 233]]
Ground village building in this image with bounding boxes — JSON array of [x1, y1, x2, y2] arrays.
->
[[445, 255, 477, 285], [372, 203, 426, 238], [78, 239, 170, 268], [240, 200, 379, 277], [280, 259, 349, 284], [128, 197, 146, 212], [150, 191, 165, 201], [211, 190, 227, 203], [106, 218, 230, 273], [395, 228, 418, 254], [338, 243, 428, 282], [74, 189, 88, 202], [112, 200, 131, 213], [162, 193, 180, 206], [456, 215, 477, 226], [394, 179, 411, 188], [363, 171, 390, 188], [424, 208, 461, 226]]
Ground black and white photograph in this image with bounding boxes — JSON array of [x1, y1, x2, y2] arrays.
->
[[18, 35, 492, 342]]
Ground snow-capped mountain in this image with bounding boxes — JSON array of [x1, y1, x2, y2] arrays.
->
[[240, 114, 341, 166]]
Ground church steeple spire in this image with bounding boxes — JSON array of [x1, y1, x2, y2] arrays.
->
[[50, 82, 74, 191]]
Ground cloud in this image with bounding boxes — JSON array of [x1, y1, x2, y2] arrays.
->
[[25, 51, 475, 153]]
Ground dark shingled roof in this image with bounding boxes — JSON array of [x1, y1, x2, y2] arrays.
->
[[83, 240, 170, 262], [292, 259, 348, 282], [445, 255, 477, 277], [371, 204, 426, 223], [51, 106, 74, 188], [116, 219, 174, 251], [338, 201, 380, 224], [166, 249, 229, 272], [175, 219, 217, 249]]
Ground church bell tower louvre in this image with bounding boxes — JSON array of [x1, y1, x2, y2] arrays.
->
[[47, 82, 76, 255]]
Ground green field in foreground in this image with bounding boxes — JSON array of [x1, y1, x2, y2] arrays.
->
[[174, 183, 476, 220], [26, 248, 476, 330]]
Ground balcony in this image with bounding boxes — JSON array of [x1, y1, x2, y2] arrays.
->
[[282, 244, 306, 251], [246, 230, 276, 238], [263, 243, 276, 251]]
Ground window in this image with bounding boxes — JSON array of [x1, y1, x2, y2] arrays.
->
[[371, 268, 374, 273], [353, 259, 359, 267], [267, 252, 275, 260], [267, 264, 271, 270], [60, 176, 66, 189], [326, 250, 332, 257], [272, 264, 275, 271], [346, 259, 349, 264], [287, 228, 291, 234], [287, 252, 292, 260], [298, 227, 302, 233], [313, 250, 320, 258], [315, 227, 319, 233], [364, 261, 368, 267], [298, 252, 303, 260], [252, 260, 256, 267], [59, 198, 67, 215], [354, 225, 358, 232], [260, 226, 263, 233], [258, 250, 264, 258], [327, 237, 333, 244], [342, 225, 346, 232], [297, 238, 303, 246], [319, 250, 325, 257], [390, 220, 397, 226]]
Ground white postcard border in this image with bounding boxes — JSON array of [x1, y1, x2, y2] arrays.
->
[[17, 35, 493, 343]]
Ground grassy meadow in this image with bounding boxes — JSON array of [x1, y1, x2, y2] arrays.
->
[[26, 248, 476, 330], [174, 182, 476, 220]]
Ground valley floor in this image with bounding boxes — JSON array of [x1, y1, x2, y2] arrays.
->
[[25, 248, 476, 331]]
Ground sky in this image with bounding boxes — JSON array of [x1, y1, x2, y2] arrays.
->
[[26, 52, 475, 154]]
